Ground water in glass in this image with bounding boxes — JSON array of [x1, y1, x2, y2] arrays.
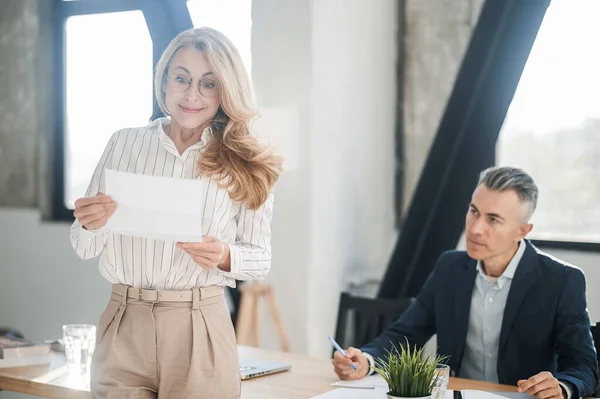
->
[[63, 324, 96, 375], [432, 364, 450, 399]]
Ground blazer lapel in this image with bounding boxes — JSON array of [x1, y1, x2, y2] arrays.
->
[[454, 258, 477, 368], [498, 241, 539, 354]]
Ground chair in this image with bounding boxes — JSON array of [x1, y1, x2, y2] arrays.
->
[[591, 322, 600, 397], [235, 281, 290, 352], [333, 292, 415, 354]]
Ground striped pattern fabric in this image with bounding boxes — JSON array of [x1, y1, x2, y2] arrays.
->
[[70, 118, 274, 289]]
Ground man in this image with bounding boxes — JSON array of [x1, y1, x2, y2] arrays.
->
[[333, 166, 598, 399]]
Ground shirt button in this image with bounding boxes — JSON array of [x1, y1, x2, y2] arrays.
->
[[488, 354, 493, 358], [488, 297, 494, 302]]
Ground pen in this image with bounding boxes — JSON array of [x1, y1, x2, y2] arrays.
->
[[328, 336, 357, 370]]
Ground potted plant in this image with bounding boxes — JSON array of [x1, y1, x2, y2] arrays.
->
[[371, 341, 449, 399]]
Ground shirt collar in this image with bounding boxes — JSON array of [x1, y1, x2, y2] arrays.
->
[[476, 239, 527, 287], [154, 117, 213, 159]]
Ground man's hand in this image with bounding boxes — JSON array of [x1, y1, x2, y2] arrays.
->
[[518, 372, 566, 399], [332, 347, 370, 380]]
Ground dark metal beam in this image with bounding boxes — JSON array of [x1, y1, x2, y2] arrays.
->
[[61, 0, 140, 17], [394, 0, 407, 227], [51, 0, 69, 221], [531, 240, 600, 254], [379, 0, 551, 298], [140, 0, 193, 120]]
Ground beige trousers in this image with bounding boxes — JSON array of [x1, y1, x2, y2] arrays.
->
[[91, 285, 241, 399]]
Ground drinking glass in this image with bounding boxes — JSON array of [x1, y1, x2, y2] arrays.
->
[[431, 364, 450, 399], [62, 324, 96, 375]]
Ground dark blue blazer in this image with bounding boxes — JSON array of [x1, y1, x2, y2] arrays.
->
[[362, 241, 599, 398]]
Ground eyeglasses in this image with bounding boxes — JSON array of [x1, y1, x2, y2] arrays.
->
[[165, 73, 219, 98]]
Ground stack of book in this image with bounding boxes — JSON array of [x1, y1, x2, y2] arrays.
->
[[0, 336, 51, 368]]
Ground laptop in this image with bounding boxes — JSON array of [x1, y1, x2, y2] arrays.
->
[[239, 358, 291, 380]]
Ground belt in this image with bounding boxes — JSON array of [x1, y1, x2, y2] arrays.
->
[[112, 284, 224, 303]]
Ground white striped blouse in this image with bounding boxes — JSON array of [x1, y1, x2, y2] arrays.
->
[[69, 117, 274, 290]]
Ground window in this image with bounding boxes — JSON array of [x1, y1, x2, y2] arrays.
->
[[497, 0, 600, 244], [64, 11, 153, 209], [186, 0, 252, 73]]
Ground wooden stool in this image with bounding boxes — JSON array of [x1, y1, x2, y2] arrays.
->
[[235, 281, 290, 352]]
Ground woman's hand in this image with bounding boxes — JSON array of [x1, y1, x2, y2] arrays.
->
[[73, 193, 117, 231], [177, 236, 231, 271]]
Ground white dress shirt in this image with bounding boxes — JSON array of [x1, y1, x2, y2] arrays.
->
[[70, 117, 274, 290], [459, 240, 526, 383]]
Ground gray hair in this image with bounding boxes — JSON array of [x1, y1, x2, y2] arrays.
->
[[478, 166, 538, 221]]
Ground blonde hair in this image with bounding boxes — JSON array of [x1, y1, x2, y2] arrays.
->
[[154, 27, 283, 210]]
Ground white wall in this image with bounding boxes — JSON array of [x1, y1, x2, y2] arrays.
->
[[0, 209, 111, 340], [306, 0, 398, 356], [250, 0, 398, 357], [249, 0, 313, 355]]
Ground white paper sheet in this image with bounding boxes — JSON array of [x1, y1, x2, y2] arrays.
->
[[461, 391, 530, 399], [332, 375, 389, 390], [310, 388, 388, 399], [104, 169, 206, 242]]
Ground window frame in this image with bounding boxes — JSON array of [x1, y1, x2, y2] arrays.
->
[[531, 240, 600, 253]]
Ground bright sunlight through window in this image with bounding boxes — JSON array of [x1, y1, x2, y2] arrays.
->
[[186, 0, 252, 73], [65, 11, 152, 209], [497, 0, 600, 243]]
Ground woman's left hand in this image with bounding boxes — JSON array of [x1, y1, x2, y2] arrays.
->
[[177, 236, 231, 272]]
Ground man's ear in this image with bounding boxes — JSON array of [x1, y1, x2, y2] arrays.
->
[[517, 223, 533, 241]]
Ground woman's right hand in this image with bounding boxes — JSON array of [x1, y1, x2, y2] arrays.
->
[[73, 193, 117, 231]]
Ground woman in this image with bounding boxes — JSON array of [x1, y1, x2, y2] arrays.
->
[[70, 27, 282, 398]]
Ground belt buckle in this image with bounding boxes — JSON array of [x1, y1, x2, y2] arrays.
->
[[139, 289, 159, 303]]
